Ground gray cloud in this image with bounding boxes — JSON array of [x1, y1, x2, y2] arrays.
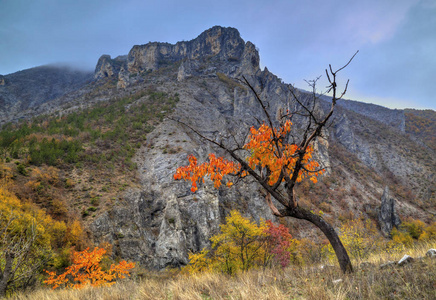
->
[[0, 0, 434, 109]]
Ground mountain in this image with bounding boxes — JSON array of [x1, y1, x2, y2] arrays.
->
[[0, 65, 93, 124], [0, 26, 434, 270]]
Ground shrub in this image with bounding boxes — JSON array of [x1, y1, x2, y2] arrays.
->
[[17, 163, 28, 176], [44, 247, 135, 289], [184, 210, 299, 275], [325, 218, 382, 261], [0, 184, 67, 296]]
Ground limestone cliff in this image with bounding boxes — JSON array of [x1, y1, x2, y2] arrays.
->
[[94, 26, 260, 89], [94, 55, 126, 80], [378, 186, 401, 237]]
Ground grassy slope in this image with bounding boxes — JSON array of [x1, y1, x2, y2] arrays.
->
[[0, 87, 179, 231], [13, 242, 436, 300]]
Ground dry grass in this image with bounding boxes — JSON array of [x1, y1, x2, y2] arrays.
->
[[11, 242, 436, 300]]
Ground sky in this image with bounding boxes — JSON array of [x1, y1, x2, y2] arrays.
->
[[0, 0, 435, 110]]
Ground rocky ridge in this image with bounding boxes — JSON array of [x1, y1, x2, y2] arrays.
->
[[336, 98, 405, 132], [94, 26, 259, 89]]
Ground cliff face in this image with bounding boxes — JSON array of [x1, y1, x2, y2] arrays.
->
[[94, 26, 260, 89], [94, 55, 126, 80], [89, 27, 289, 269]]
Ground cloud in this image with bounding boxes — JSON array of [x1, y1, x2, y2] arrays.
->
[[341, 0, 419, 45]]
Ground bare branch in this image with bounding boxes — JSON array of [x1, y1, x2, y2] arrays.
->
[[335, 50, 359, 74]]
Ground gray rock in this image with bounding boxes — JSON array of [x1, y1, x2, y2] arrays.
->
[[116, 26, 259, 88], [378, 186, 401, 237], [94, 54, 126, 80], [426, 249, 436, 258], [398, 254, 413, 266]]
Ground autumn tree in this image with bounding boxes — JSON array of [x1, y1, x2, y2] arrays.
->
[[184, 210, 297, 274], [173, 53, 358, 273], [44, 247, 135, 289], [0, 184, 66, 297], [264, 220, 299, 268]]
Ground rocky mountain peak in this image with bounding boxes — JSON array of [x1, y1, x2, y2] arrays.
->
[[94, 54, 126, 80], [94, 26, 260, 88]]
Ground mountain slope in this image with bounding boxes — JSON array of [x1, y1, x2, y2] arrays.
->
[[0, 65, 93, 125], [0, 26, 434, 270]]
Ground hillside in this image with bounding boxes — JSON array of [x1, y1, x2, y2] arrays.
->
[[0, 65, 93, 125], [0, 25, 434, 275], [405, 108, 436, 151]]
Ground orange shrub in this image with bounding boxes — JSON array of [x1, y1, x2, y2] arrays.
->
[[44, 247, 135, 289]]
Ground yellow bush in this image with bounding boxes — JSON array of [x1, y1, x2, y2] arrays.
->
[[184, 210, 299, 275], [65, 219, 84, 246], [325, 218, 382, 261], [0, 184, 67, 295], [391, 218, 436, 245]]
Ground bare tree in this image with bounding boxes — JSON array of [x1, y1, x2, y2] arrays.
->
[[173, 52, 358, 273]]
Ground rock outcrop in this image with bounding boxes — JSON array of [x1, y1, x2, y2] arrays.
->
[[94, 55, 126, 80], [426, 249, 436, 258], [94, 26, 260, 89], [397, 254, 413, 266], [378, 186, 401, 237]]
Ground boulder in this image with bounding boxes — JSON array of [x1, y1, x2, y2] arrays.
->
[[398, 254, 413, 266], [426, 249, 436, 258]]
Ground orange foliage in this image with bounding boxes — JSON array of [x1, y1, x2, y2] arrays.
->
[[44, 247, 135, 289], [174, 121, 323, 191], [243, 121, 321, 185], [173, 153, 241, 192]]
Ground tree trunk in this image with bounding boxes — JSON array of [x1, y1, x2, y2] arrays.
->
[[0, 252, 15, 297], [285, 207, 353, 273]]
